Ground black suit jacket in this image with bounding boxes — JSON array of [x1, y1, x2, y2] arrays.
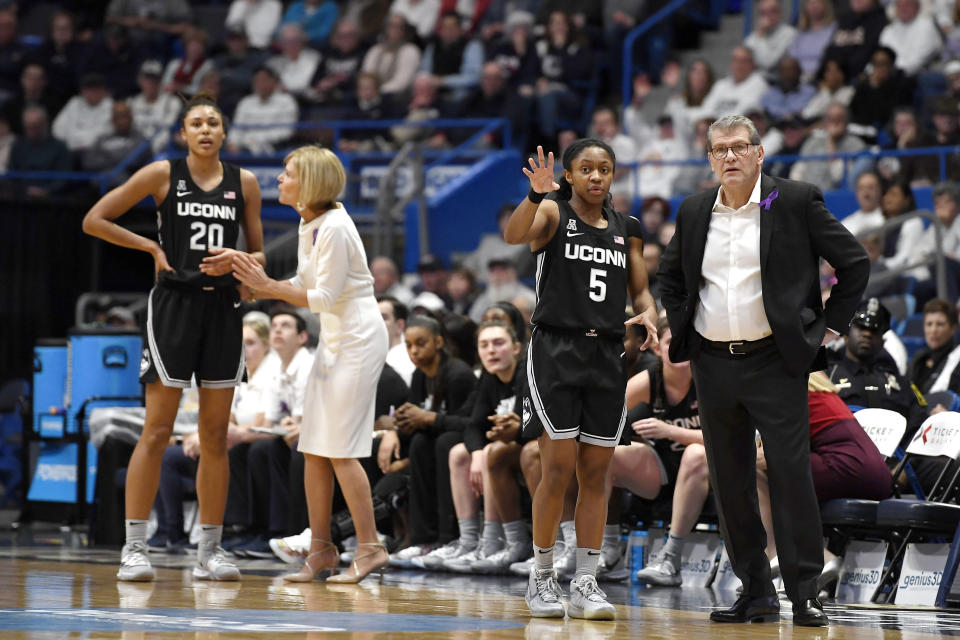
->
[[657, 174, 870, 376]]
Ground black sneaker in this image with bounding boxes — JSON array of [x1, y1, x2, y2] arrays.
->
[[237, 536, 274, 559], [147, 533, 168, 553]]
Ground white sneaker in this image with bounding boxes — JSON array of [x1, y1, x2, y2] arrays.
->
[[268, 528, 311, 564], [117, 541, 155, 582], [416, 540, 475, 570], [596, 545, 629, 582], [472, 541, 532, 574], [193, 542, 241, 581], [568, 574, 616, 620], [635, 558, 681, 587], [388, 544, 434, 568], [525, 567, 566, 618]]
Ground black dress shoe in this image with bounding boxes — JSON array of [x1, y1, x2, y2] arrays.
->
[[793, 598, 828, 627], [710, 595, 780, 623]]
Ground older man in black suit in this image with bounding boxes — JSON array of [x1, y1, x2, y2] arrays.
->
[[657, 114, 870, 627]]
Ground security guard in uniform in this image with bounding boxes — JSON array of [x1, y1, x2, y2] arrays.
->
[[826, 298, 927, 439]]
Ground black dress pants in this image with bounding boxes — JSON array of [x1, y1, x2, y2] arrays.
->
[[407, 430, 462, 545], [691, 344, 823, 603]]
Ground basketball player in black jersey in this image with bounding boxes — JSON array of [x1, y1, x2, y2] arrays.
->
[[83, 94, 264, 582], [504, 140, 658, 620]]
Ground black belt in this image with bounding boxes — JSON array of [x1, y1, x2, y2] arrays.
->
[[701, 334, 776, 357]]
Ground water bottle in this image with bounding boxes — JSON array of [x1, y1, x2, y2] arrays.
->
[[629, 530, 648, 583]]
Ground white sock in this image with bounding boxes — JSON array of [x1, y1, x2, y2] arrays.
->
[[125, 519, 148, 546], [534, 543, 554, 571], [503, 520, 529, 546], [602, 524, 620, 551], [458, 517, 480, 549], [575, 547, 601, 579], [559, 520, 576, 548], [198, 524, 223, 562]]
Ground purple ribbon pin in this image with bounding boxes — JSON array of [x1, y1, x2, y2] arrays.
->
[[759, 188, 779, 211], [313, 228, 319, 244]]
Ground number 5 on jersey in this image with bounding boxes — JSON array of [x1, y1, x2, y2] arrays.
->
[[190, 221, 225, 251], [589, 268, 607, 302]]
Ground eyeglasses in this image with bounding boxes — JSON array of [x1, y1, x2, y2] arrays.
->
[[709, 143, 756, 160]]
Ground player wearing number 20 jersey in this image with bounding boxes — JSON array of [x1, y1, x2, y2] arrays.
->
[[157, 158, 245, 288], [143, 158, 249, 388]]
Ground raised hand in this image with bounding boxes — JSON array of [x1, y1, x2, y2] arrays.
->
[[522, 145, 560, 195]]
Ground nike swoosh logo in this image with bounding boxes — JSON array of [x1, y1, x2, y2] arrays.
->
[[566, 231, 584, 237], [537, 549, 551, 554], [177, 191, 192, 197], [233, 301, 242, 308], [587, 550, 601, 556]]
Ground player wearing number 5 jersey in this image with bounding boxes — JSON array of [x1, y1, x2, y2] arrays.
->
[[504, 139, 658, 620], [82, 93, 265, 583]]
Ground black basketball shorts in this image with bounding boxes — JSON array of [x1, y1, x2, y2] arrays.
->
[[140, 284, 244, 389], [522, 326, 627, 447]]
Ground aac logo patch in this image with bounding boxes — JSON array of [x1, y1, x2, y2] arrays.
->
[[522, 397, 532, 426], [140, 348, 151, 376]]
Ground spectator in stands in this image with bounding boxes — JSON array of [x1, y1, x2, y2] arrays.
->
[[610, 317, 706, 587], [788, 0, 837, 82], [227, 66, 299, 155], [879, 0, 943, 76], [30, 11, 86, 109], [361, 14, 422, 98], [80, 24, 144, 100], [534, 0, 602, 36], [747, 108, 784, 156], [81, 102, 148, 183], [639, 196, 670, 244], [637, 115, 686, 199], [756, 372, 893, 582], [801, 57, 854, 122], [3, 63, 63, 136], [904, 97, 960, 184], [826, 298, 928, 429], [790, 103, 867, 191], [339, 0, 392, 44], [467, 257, 537, 323], [281, 0, 341, 49], [128, 60, 179, 153], [823, 0, 888, 80], [0, 113, 13, 173], [414, 254, 452, 308], [52, 73, 114, 153], [389, 74, 451, 149], [390, 0, 441, 41], [162, 29, 215, 98], [338, 73, 393, 151], [377, 295, 417, 385], [532, 10, 594, 141], [226, 0, 282, 50], [387, 314, 477, 566], [0, 8, 26, 104], [673, 116, 717, 196], [420, 11, 484, 103], [842, 170, 885, 236], [908, 298, 960, 395], [213, 27, 268, 119], [305, 19, 367, 106], [198, 71, 222, 107], [926, 182, 960, 261], [765, 115, 809, 178], [461, 204, 534, 283], [8, 105, 71, 198], [884, 107, 938, 185], [270, 24, 322, 99], [879, 176, 926, 274], [104, 0, 191, 61], [371, 256, 415, 305], [744, 0, 798, 79], [760, 56, 816, 123], [693, 46, 768, 121], [664, 59, 715, 148], [454, 62, 518, 147], [589, 105, 638, 195], [849, 46, 916, 140], [447, 268, 479, 316], [490, 10, 538, 92]]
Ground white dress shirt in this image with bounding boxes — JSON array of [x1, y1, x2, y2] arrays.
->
[[694, 175, 773, 342]]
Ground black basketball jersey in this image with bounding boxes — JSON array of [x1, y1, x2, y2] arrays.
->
[[642, 362, 700, 455], [156, 158, 245, 288], [530, 199, 642, 336]]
